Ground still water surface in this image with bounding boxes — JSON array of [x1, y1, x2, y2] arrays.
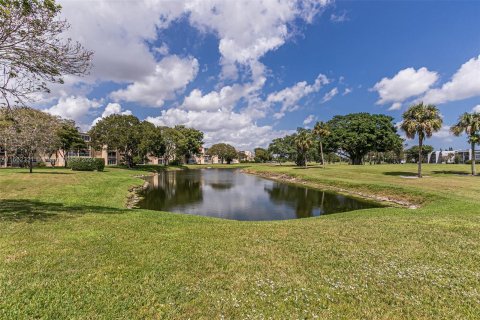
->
[[138, 169, 380, 221]]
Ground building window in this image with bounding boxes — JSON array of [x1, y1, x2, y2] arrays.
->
[[107, 151, 117, 165], [78, 150, 90, 157]]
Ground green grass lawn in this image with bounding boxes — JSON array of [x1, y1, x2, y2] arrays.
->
[[0, 164, 479, 319]]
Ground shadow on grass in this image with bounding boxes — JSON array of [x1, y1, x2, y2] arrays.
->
[[17, 171, 73, 175], [383, 171, 418, 176], [0, 199, 127, 223], [431, 170, 474, 175], [292, 165, 327, 169]]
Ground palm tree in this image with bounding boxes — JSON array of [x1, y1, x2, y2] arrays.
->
[[451, 112, 480, 175], [294, 130, 314, 168], [313, 121, 330, 168], [401, 103, 443, 178]]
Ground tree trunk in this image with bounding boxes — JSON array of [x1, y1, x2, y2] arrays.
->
[[352, 156, 362, 165], [471, 141, 476, 176], [29, 158, 33, 173], [304, 153, 307, 168], [418, 137, 423, 178], [320, 141, 325, 168]]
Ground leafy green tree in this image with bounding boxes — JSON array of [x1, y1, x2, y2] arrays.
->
[[207, 143, 237, 164], [294, 129, 314, 168], [0, 107, 61, 173], [174, 125, 204, 163], [237, 151, 247, 162], [268, 137, 296, 164], [381, 149, 404, 164], [138, 121, 165, 163], [326, 113, 402, 165], [254, 148, 271, 163], [89, 114, 142, 168], [0, 0, 92, 108], [160, 127, 182, 166], [405, 145, 434, 163], [401, 103, 442, 178], [312, 121, 330, 167], [326, 152, 341, 164], [56, 122, 86, 167], [451, 112, 480, 175]]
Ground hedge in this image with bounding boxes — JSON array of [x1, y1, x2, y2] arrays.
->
[[69, 158, 105, 171], [94, 158, 105, 172]]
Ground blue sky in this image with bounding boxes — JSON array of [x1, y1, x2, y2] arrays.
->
[[40, 0, 480, 151]]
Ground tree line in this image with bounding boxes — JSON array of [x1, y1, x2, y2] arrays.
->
[[0, 107, 204, 172], [266, 113, 403, 168], [89, 114, 203, 168], [261, 103, 480, 177]]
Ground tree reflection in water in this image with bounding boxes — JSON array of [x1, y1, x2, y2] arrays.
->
[[265, 182, 378, 218], [138, 171, 203, 211], [137, 169, 381, 221]]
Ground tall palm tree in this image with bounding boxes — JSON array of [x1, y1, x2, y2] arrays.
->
[[401, 102, 443, 178], [451, 112, 480, 175], [312, 121, 330, 168], [294, 130, 314, 168]]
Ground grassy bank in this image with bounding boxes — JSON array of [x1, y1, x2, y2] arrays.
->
[[1, 164, 479, 319]]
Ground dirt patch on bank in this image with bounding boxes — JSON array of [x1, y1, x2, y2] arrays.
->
[[241, 169, 420, 209], [125, 175, 152, 209]]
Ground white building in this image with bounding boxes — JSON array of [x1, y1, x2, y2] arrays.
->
[[427, 149, 480, 164]]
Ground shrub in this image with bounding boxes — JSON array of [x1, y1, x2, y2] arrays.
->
[[454, 155, 461, 164], [69, 158, 105, 171], [169, 159, 182, 166], [133, 155, 145, 165], [94, 158, 105, 172]]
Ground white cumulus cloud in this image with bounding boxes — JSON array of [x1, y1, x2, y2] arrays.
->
[[91, 103, 133, 127], [146, 108, 290, 150], [58, 0, 185, 83], [268, 74, 329, 119], [110, 55, 199, 107], [388, 102, 402, 111], [373, 67, 438, 105], [181, 78, 264, 112], [303, 114, 316, 125], [185, 0, 331, 80], [58, 0, 330, 86], [423, 55, 480, 104], [44, 95, 102, 130]]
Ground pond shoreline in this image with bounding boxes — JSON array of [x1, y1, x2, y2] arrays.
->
[[240, 168, 420, 209], [125, 167, 420, 212], [129, 167, 385, 219], [126, 174, 152, 209]]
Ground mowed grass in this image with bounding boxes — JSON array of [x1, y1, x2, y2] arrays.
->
[[0, 164, 479, 319]]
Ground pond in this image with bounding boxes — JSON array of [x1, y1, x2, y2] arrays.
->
[[137, 169, 381, 221]]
